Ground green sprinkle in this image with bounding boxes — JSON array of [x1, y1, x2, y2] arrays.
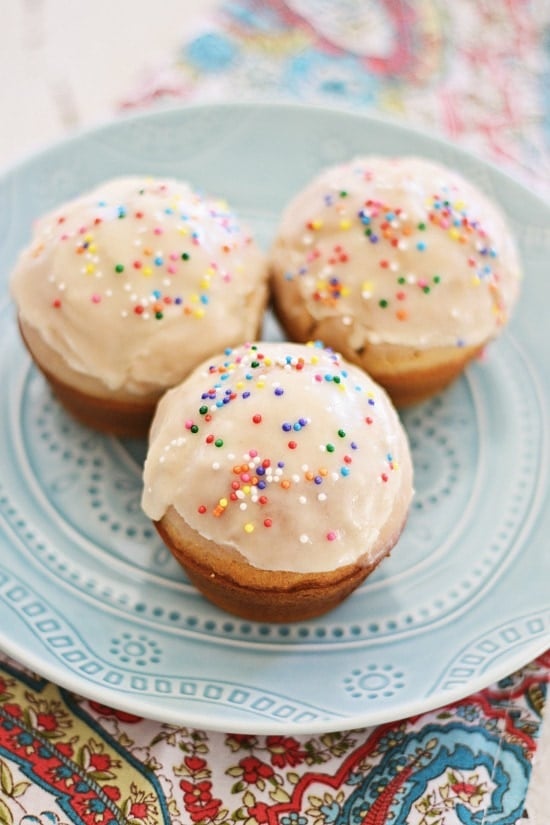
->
[[190, 424, 199, 434], [115, 264, 124, 273], [251, 361, 260, 368], [418, 222, 426, 231], [181, 252, 190, 260], [433, 275, 441, 284], [423, 286, 431, 294], [338, 429, 346, 438], [365, 228, 372, 236], [155, 311, 163, 319], [333, 376, 341, 384], [199, 405, 208, 415], [326, 443, 335, 452], [379, 299, 389, 308], [215, 438, 224, 448], [397, 276, 406, 284], [340, 190, 348, 197]]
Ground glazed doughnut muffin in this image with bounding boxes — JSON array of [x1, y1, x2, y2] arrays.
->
[[269, 156, 523, 406], [10, 176, 267, 436], [141, 341, 413, 622]]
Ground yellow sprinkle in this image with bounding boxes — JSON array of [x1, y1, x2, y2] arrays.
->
[[471, 276, 481, 286], [243, 485, 251, 495], [219, 498, 228, 508], [256, 380, 265, 389], [339, 219, 352, 230], [85, 263, 95, 274], [143, 267, 152, 276], [194, 308, 205, 319], [244, 523, 254, 533], [341, 286, 351, 297], [263, 357, 272, 366], [454, 200, 466, 211], [88, 243, 97, 254], [200, 279, 210, 290], [311, 218, 323, 230], [236, 381, 244, 389], [84, 233, 93, 242], [449, 228, 461, 241], [190, 294, 199, 303]]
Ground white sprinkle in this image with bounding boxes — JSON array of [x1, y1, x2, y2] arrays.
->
[[318, 493, 327, 501], [299, 534, 309, 544], [299, 496, 307, 504], [212, 462, 220, 470]]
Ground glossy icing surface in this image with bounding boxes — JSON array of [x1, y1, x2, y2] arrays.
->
[[11, 177, 267, 394], [142, 342, 413, 573], [270, 156, 522, 349]]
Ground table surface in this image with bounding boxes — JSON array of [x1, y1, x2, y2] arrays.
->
[[1, 2, 549, 823]]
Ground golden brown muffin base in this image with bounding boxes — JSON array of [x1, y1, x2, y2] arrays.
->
[[269, 280, 484, 407], [18, 318, 160, 437], [154, 506, 406, 623]]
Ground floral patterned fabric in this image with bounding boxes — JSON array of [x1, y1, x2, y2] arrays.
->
[[121, 0, 550, 200], [0, 652, 548, 824]]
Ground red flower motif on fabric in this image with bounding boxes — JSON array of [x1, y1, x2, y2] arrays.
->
[[180, 778, 222, 823], [266, 735, 307, 768], [247, 800, 270, 823], [88, 701, 143, 723], [36, 712, 58, 732], [239, 755, 275, 785], [184, 755, 208, 773]]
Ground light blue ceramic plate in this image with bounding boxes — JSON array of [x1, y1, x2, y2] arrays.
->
[[0, 103, 548, 734]]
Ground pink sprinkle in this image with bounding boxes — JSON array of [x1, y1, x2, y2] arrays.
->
[[326, 531, 337, 541], [249, 449, 258, 458], [185, 420, 193, 430], [167, 265, 177, 274], [91, 293, 101, 303], [315, 374, 323, 382], [417, 278, 428, 288], [169, 253, 179, 261], [154, 227, 163, 235]]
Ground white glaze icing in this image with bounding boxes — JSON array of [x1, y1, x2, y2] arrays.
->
[[11, 177, 267, 395], [142, 342, 413, 573], [270, 156, 522, 349]]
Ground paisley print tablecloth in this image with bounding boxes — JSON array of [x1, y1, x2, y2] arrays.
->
[[2, 1, 549, 822], [0, 652, 549, 824]]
